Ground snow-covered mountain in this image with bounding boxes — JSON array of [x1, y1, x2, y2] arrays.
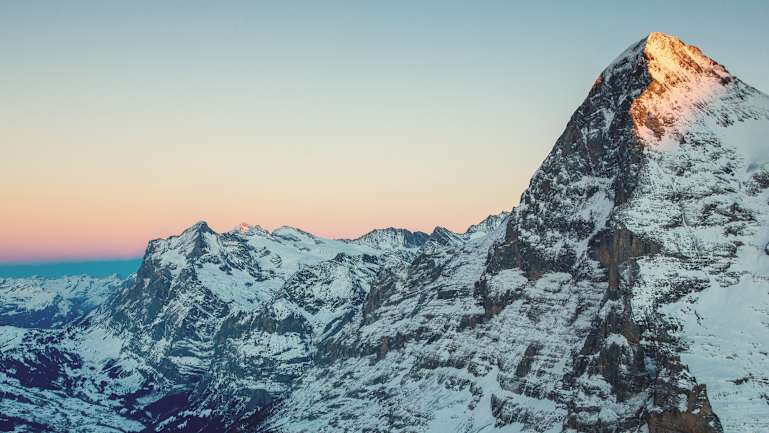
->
[[0, 275, 126, 328], [2, 32, 769, 433], [346, 227, 431, 250], [0, 218, 500, 431]]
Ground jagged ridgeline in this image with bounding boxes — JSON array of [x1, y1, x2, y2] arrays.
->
[[2, 32, 769, 433]]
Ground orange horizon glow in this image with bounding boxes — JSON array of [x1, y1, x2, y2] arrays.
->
[[0, 209, 520, 263], [1, 133, 529, 262], [4, 3, 768, 263], [0, 174, 522, 262]]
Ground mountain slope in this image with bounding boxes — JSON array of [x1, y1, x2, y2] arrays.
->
[[0, 218, 495, 432], [0, 275, 126, 328]]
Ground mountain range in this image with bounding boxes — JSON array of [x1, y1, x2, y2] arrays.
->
[[1, 32, 768, 433]]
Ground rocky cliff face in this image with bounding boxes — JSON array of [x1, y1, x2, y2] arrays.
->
[[488, 32, 769, 433], [263, 32, 769, 433], [2, 32, 769, 433], [0, 221, 449, 431]]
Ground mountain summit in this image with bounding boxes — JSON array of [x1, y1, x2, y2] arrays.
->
[[606, 32, 752, 146], [2, 33, 768, 433], [483, 32, 769, 433]]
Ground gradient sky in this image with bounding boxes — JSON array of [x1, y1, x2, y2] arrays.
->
[[2, 1, 768, 262]]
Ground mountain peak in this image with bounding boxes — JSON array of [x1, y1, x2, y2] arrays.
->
[[602, 32, 728, 86], [633, 32, 735, 144], [183, 220, 214, 235], [464, 211, 510, 236], [233, 222, 269, 236], [595, 32, 742, 146], [427, 226, 462, 246], [641, 31, 730, 84], [643, 31, 685, 48], [348, 227, 429, 250]]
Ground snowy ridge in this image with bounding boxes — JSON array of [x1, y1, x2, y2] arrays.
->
[[0, 212, 506, 432], [346, 227, 430, 251], [464, 211, 510, 239]]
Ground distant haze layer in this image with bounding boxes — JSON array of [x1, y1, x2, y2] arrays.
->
[[0, 259, 142, 278]]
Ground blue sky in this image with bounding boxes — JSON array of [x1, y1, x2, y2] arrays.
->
[[1, 1, 768, 265]]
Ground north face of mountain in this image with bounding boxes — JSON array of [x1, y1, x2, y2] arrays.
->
[[265, 32, 769, 433], [482, 31, 769, 433], [486, 33, 769, 431]]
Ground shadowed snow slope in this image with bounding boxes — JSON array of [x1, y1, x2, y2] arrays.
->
[[0, 275, 126, 328], [2, 33, 769, 433]]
